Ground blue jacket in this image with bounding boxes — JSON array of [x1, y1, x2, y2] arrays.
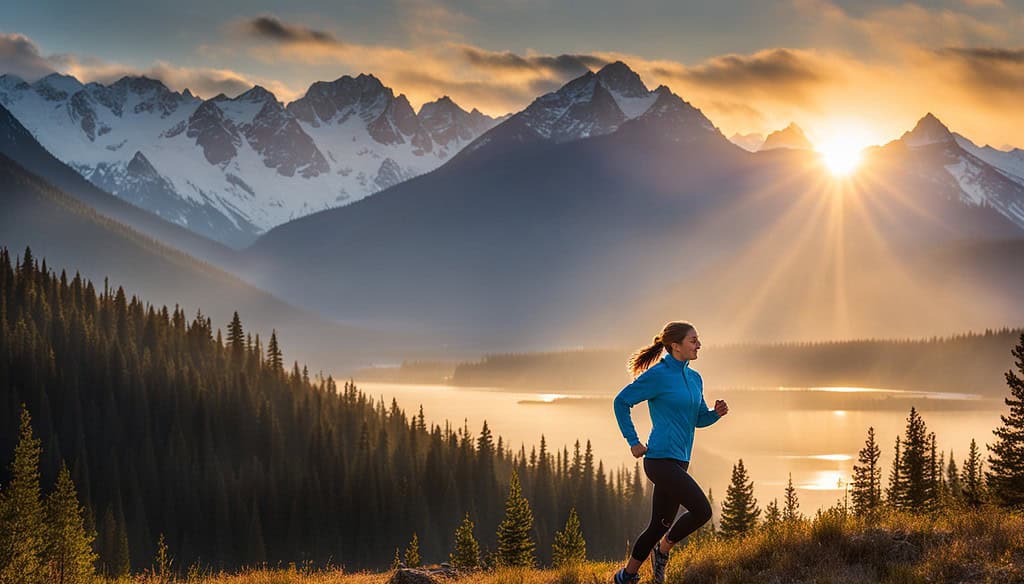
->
[[613, 352, 720, 462]]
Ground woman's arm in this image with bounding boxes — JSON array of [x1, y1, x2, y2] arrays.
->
[[695, 394, 721, 428], [613, 369, 663, 446]]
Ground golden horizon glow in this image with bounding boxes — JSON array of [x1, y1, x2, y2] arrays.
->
[[817, 138, 865, 176]]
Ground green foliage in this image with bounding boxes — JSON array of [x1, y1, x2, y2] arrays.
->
[[266, 329, 283, 372], [450, 513, 480, 569], [987, 332, 1024, 508], [962, 438, 987, 508], [0, 247, 639, 571], [851, 426, 883, 516], [719, 459, 760, 538], [403, 532, 420, 568], [888, 408, 939, 512], [44, 464, 97, 584], [551, 507, 586, 567], [496, 470, 535, 567], [0, 408, 45, 584]]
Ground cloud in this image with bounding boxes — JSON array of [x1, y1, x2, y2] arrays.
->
[[0, 33, 58, 80], [0, 31, 298, 102], [932, 46, 1024, 108], [458, 46, 608, 77], [651, 49, 830, 100], [938, 46, 1024, 63], [235, 15, 342, 46]]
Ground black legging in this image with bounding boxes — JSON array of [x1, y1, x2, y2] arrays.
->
[[630, 457, 713, 562]]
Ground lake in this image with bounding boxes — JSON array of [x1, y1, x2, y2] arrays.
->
[[355, 381, 1007, 515]]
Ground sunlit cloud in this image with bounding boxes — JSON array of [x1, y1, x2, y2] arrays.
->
[[458, 45, 608, 77], [0, 32, 58, 80], [0, 32, 297, 101]]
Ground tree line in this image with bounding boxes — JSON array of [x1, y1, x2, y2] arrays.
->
[[0, 247, 653, 576], [445, 330, 1021, 395]]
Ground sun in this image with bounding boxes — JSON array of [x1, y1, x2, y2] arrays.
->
[[817, 137, 864, 176]]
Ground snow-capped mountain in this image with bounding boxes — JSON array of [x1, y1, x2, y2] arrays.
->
[[0, 72, 497, 247], [899, 113, 1024, 228], [460, 61, 723, 158], [760, 122, 812, 150]]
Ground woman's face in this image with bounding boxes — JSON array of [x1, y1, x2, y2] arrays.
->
[[671, 329, 701, 361]]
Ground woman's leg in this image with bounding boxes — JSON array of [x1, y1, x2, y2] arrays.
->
[[626, 459, 684, 566], [662, 462, 712, 550]]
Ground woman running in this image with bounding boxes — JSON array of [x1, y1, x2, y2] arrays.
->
[[612, 321, 729, 584]]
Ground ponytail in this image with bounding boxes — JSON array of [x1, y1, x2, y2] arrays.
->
[[627, 321, 695, 378], [628, 339, 664, 377]]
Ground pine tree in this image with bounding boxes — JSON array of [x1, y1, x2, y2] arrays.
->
[[551, 507, 586, 567], [44, 464, 97, 584], [763, 499, 781, 531], [891, 408, 938, 511], [719, 459, 760, 538], [987, 332, 1024, 507], [782, 473, 801, 522], [403, 532, 421, 568], [227, 312, 244, 362], [0, 407, 45, 584], [391, 548, 402, 570], [886, 436, 902, 507], [449, 513, 480, 569], [962, 438, 986, 508], [851, 426, 883, 516], [496, 470, 535, 567], [266, 330, 283, 372], [946, 451, 962, 503]]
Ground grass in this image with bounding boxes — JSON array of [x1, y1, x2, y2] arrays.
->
[[114, 506, 1024, 584]]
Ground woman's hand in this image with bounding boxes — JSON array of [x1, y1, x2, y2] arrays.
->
[[714, 399, 729, 417], [630, 443, 648, 458]]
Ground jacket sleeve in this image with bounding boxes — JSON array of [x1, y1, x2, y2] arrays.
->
[[613, 369, 663, 446], [696, 394, 721, 428]]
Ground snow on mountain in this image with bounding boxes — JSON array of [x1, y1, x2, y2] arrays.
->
[[0, 73, 497, 247], [900, 113, 1024, 228], [953, 134, 1024, 187], [461, 61, 722, 159], [514, 61, 665, 142], [760, 122, 812, 151]]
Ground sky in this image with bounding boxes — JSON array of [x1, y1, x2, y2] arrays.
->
[[3, 0, 1023, 149]]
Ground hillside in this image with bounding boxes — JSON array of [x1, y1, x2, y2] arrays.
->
[[0, 251, 643, 572], [0, 150, 402, 371]]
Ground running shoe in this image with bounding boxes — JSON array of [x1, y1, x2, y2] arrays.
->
[[651, 544, 670, 584], [613, 567, 640, 584]]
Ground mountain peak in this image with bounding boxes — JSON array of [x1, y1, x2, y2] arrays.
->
[[761, 122, 812, 151], [32, 73, 84, 99], [236, 85, 278, 104], [0, 74, 29, 92], [902, 113, 953, 147], [595, 61, 649, 98], [730, 132, 765, 152]]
